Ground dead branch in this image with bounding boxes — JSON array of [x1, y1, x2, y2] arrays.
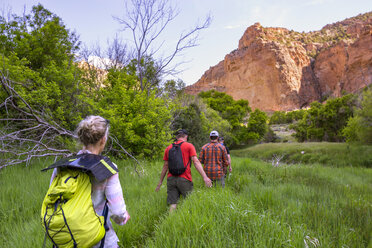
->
[[1, 71, 142, 173], [0, 71, 76, 169], [114, 0, 211, 91], [271, 154, 284, 167], [109, 135, 144, 177]]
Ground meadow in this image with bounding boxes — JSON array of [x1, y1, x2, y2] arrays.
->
[[0, 143, 371, 247]]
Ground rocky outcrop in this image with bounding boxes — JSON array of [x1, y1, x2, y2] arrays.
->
[[314, 28, 372, 98], [185, 12, 372, 111]]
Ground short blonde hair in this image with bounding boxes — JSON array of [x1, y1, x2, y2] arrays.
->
[[75, 115, 109, 146]]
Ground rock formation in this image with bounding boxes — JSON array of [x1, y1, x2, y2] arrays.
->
[[185, 12, 372, 111]]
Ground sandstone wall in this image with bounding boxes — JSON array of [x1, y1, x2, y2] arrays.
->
[[185, 13, 372, 111]]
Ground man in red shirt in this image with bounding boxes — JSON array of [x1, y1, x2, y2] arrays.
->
[[155, 129, 212, 212], [200, 130, 229, 187]]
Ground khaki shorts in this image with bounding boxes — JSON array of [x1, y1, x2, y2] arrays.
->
[[167, 176, 193, 204]]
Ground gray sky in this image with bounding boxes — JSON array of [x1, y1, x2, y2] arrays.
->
[[2, 0, 371, 85]]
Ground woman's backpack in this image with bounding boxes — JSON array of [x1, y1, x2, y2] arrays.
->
[[41, 154, 118, 248]]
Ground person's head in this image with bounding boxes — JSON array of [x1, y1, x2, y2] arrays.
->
[[218, 137, 224, 144], [76, 115, 110, 153], [176, 129, 188, 141], [210, 130, 219, 141]]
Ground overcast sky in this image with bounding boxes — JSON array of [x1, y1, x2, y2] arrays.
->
[[2, 0, 371, 85]]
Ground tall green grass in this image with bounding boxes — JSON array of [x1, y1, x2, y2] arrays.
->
[[1, 145, 371, 247], [148, 159, 372, 247], [232, 142, 372, 168]]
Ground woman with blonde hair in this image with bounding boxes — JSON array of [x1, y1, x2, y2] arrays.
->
[[49, 115, 130, 248]]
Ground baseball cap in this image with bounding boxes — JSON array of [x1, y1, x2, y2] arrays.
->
[[210, 130, 219, 137], [176, 129, 189, 135]]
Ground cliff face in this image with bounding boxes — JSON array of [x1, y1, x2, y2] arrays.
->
[[185, 12, 372, 111]]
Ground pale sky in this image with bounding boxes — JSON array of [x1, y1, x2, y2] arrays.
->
[[2, 0, 371, 85]]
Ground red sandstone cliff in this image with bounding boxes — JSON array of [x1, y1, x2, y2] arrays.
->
[[185, 12, 372, 111]]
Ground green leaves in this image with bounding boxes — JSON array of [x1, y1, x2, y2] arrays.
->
[[0, 4, 79, 71], [342, 88, 372, 144], [198, 90, 268, 146], [0, 4, 85, 130], [97, 69, 172, 158], [292, 94, 356, 142]]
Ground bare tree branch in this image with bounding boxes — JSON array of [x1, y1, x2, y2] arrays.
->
[[108, 135, 144, 177], [114, 0, 211, 92]]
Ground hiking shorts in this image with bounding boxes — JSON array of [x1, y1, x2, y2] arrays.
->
[[167, 176, 193, 204]]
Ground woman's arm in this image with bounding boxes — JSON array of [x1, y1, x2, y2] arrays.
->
[[105, 173, 130, 225]]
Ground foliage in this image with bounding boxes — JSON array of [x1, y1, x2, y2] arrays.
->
[[161, 79, 185, 100], [198, 90, 251, 127], [263, 126, 279, 143], [291, 95, 355, 142], [269, 109, 306, 124], [247, 109, 268, 139], [0, 4, 79, 69], [126, 56, 161, 92], [0, 5, 175, 161], [171, 97, 232, 150], [0, 4, 86, 130], [234, 109, 268, 145], [198, 90, 253, 145], [342, 88, 372, 144], [96, 67, 172, 158]]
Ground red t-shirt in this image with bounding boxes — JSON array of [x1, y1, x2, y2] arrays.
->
[[163, 140, 197, 181]]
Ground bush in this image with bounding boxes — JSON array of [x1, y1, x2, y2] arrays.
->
[[343, 88, 372, 144], [292, 95, 355, 142]]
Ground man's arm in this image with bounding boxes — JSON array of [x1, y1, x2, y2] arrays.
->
[[155, 161, 168, 192], [191, 156, 212, 187], [221, 146, 229, 169], [227, 154, 232, 172]]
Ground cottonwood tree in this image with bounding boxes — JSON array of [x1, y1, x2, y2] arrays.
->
[[115, 0, 212, 92]]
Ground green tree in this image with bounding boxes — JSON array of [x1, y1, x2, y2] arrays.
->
[[269, 111, 287, 124], [171, 97, 232, 150], [343, 88, 372, 144], [247, 109, 268, 138], [162, 79, 185, 100], [0, 4, 85, 129], [292, 94, 355, 142], [97, 67, 172, 158], [198, 90, 251, 145], [0, 4, 79, 70], [236, 109, 268, 144]]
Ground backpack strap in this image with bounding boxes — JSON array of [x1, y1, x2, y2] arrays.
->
[[172, 141, 184, 147], [42, 154, 118, 182], [99, 200, 109, 248], [172, 141, 191, 168]]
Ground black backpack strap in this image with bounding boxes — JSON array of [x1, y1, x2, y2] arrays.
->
[[172, 141, 184, 147], [99, 200, 109, 248], [42, 154, 118, 182], [175, 142, 189, 166]]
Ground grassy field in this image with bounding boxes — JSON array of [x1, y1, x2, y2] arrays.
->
[[232, 142, 372, 168], [0, 143, 371, 247]]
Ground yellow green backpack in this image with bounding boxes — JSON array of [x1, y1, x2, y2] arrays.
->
[[41, 154, 118, 248]]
